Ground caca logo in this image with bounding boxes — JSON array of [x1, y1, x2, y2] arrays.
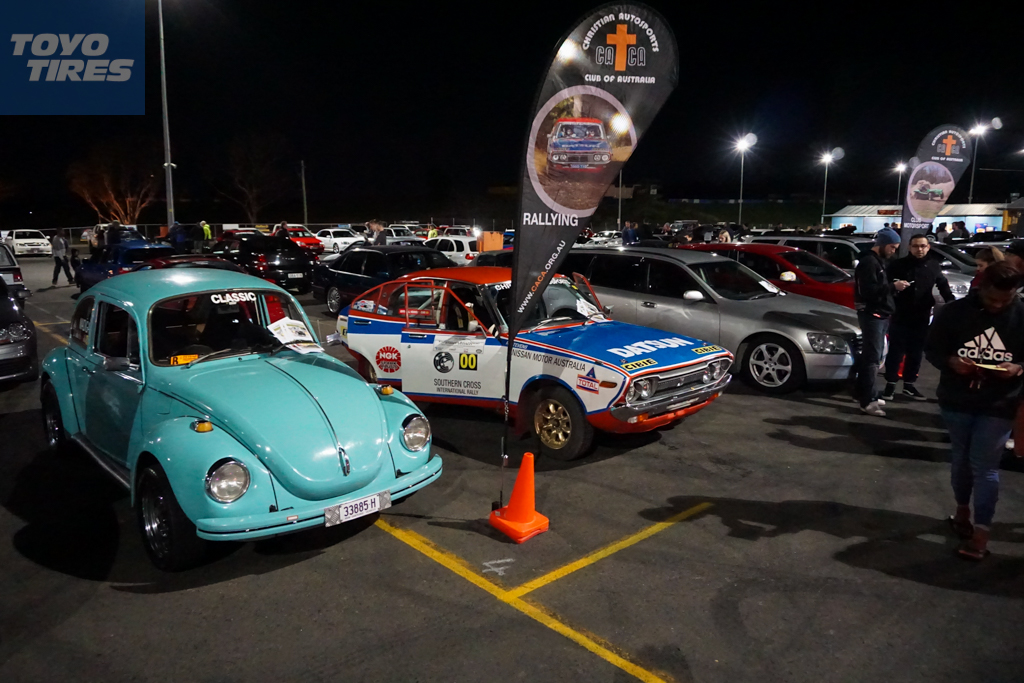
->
[[937, 133, 962, 156], [958, 327, 1013, 362], [376, 346, 402, 373], [11, 34, 134, 82], [582, 13, 662, 74]]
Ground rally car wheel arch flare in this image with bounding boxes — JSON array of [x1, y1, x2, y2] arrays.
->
[[535, 398, 572, 450], [748, 342, 793, 388]]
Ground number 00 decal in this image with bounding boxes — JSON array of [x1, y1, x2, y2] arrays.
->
[[459, 353, 477, 371]]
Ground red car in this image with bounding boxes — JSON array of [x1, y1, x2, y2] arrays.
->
[[271, 225, 325, 255], [677, 243, 855, 308]]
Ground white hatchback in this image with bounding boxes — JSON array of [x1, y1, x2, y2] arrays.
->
[[3, 230, 51, 256], [317, 227, 367, 253], [424, 235, 479, 265]]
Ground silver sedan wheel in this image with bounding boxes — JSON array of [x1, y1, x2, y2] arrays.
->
[[327, 287, 342, 314], [748, 342, 794, 388], [332, 243, 340, 253]]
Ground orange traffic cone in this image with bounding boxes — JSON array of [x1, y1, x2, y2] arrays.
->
[[489, 453, 549, 543]]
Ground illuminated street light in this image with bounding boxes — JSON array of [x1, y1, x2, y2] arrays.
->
[[894, 163, 907, 206], [158, 0, 175, 230], [968, 118, 1001, 203], [735, 133, 757, 225], [819, 147, 844, 225]]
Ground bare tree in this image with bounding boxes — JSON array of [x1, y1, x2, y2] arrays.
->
[[68, 140, 159, 224], [218, 132, 294, 223]]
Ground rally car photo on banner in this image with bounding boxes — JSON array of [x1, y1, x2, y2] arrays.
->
[[336, 267, 733, 461]]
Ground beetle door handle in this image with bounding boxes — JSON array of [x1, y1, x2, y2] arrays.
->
[[641, 301, 657, 308], [81, 366, 95, 375]]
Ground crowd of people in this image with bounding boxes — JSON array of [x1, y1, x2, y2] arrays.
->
[[853, 227, 1024, 559]]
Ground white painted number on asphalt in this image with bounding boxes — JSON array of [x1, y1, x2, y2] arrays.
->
[[482, 558, 514, 576]]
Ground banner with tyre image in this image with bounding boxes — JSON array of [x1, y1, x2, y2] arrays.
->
[[899, 124, 972, 252], [509, 3, 679, 340]]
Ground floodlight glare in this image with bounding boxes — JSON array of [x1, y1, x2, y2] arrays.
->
[[895, 163, 907, 173], [556, 40, 579, 63], [610, 113, 631, 134], [736, 139, 750, 152], [970, 124, 988, 136], [821, 153, 833, 164]]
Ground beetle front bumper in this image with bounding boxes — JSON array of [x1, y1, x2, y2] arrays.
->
[[194, 455, 442, 541]]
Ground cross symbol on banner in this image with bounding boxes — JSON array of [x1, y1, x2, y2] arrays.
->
[[606, 24, 637, 72], [940, 134, 957, 155]]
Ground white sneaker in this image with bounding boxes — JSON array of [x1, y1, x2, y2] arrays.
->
[[861, 400, 886, 417], [1006, 439, 1015, 450]]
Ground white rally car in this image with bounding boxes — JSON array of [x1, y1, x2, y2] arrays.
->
[[335, 266, 733, 461]]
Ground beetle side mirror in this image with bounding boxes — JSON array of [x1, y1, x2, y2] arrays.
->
[[779, 271, 798, 282], [683, 290, 705, 301], [852, 259, 859, 267], [103, 356, 130, 372], [325, 332, 343, 346]]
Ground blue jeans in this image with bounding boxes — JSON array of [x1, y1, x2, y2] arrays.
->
[[941, 410, 1012, 527], [855, 312, 889, 407]]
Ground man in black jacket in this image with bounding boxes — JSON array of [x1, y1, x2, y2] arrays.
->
[[882, 234, 955, 401], [853, 227, 909, 416], [925, 261, 1024, 559]]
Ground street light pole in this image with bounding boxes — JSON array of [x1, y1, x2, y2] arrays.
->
[[738, 151, 745, 226], [617, 169, 622, 229], [895, 163, 906, 206], [968, 137, 981, 204], [820, 160, 830, 225], [157, 0, 175, 230], [300, 160, 309, 225]]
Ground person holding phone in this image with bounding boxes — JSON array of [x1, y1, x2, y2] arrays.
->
[[925, 261, 1024, 559], [882, 234, 955, 401]]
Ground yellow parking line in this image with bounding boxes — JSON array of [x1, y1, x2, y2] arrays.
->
[[375, 518, 671, 683], [37, 327, 68, 345], [35, 320, 70, 326], [507, 502, 712, 599]]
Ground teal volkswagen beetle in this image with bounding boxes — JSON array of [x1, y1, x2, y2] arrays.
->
[[40, 269, 442, 570]]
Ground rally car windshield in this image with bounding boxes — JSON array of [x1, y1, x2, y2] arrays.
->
[[149, 290, 316, 366], [487, 279, 602, 331], [556, 124, 603, 139]]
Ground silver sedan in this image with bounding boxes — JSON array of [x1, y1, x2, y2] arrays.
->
[[562, 247, 861, 394]]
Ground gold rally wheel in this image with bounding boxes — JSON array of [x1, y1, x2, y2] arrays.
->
[[531, 386, 593, 461]]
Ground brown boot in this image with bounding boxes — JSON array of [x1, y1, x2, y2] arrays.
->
[[958, 525, 990, 560], [948, 505, 973, 539]]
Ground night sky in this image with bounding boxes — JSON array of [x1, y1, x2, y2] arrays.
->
[[2, 0, 1021, 227]]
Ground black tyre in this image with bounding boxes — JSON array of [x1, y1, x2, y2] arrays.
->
[[135, 462, 207, 571], [326, 287, 343, 315], [40, 380, 69, 454], [740, 335, 806, 394], [530, 385, 594, 461]]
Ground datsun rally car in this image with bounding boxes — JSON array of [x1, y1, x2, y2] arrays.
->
[[336, 267, 733, 461], [41, 269, 441, 571], [546, 118, 614, 171]]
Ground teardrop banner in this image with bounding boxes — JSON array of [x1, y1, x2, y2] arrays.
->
[[899, 124, 972, 251], [508, 4, 679, 341]]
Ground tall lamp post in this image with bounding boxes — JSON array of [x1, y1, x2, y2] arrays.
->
[[968, 117, 1003, 204], [735, 133, 757, 226], [819, 146, 844, 226], [894, 162, 907, 205], [157, 0, 175, 230]]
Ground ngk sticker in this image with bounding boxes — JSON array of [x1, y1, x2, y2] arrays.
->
[[376, 346, 402, 373]]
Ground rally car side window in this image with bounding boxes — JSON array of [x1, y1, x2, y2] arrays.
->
[[70, 296, 95, 349]]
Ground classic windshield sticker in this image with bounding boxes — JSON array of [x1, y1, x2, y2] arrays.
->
[[621, 358, 657, 371], [170, 354, 199, 366], [693, 345, 722, 355], [211, 292, 257, 304]]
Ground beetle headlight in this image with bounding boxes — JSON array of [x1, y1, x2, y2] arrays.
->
[[402, 415, 431, 451], [205, 459, 250, 503], [7, 322, 30, 342], [807, 333, 849, 354]]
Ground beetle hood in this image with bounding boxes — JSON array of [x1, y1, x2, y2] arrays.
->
[[162, 355, 388, 500]]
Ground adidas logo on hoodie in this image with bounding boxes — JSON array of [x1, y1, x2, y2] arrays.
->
[[958, 327, 1014, 362]]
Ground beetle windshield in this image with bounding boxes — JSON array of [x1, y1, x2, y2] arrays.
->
[[487, 277, 603, 331], [149, 290, 316, 366]]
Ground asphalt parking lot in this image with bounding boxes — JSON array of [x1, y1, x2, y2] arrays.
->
[[2, 256, 1024, 683]]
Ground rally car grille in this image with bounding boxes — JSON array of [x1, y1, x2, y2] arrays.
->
[[650, 360, 732, 400]]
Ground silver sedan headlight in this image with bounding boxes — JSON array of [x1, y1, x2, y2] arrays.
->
[[8, 322, 30, 342], [205, 459, 250, 503], [402, 415, 431, 451], [807, 333, 849, 354]]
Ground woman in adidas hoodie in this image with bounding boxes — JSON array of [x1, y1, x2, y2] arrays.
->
[[925, 261, 1024, 559]]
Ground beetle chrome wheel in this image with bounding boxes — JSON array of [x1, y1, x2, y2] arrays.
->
[[748, 342, 793, 388], [44, 405, 61, 448], [139, 470, 173, 562], [534, 398, 572, 450]]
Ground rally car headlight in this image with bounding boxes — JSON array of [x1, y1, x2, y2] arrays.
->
[[402, 415, 431, 451], [709, 358, 730, 380], [626, 377, 657, 404], [205, 459, 250, 503], [807, 333, 849, 354]]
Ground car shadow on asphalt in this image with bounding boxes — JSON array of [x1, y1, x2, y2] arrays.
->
[[424, 402, 661, 472], [640, 496, 1024, 599]]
